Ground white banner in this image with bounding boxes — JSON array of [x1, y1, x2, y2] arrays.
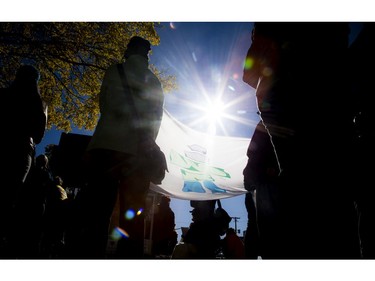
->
[[151, 110, 250, 200]]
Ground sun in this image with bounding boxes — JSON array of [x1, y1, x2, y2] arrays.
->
[[205, 99, 225, 124], [178, 91, 254, 136], [183, 95, 227, 135]]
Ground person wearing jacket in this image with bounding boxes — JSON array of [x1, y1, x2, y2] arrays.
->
[[78, 36, 164, 258], [0, 65, 47, 258], [243, 23, 360, 258]]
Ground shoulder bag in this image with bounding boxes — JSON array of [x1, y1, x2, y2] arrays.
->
[[117, 63, 168, 184]]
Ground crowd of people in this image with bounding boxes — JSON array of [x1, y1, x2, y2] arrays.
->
[[1, 23, 374, 259]]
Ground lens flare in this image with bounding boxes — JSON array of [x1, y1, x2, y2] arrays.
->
[[192, 52, 197, 62], [137, 208, 143, 216], [244, 57, 254, 70], [158, 25, 258, 138], [125, 209, 135, 220], [262, 67, 273, 77], [111, 227, 130, 240]]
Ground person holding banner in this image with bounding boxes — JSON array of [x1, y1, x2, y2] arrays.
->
[[77, 36, 164, 258], [243, 120, 281, 259], [243, 23, 360, 258]]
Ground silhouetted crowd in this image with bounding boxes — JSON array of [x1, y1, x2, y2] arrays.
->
[[1, 24, 375, 259]]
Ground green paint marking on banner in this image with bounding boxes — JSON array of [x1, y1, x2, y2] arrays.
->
[[170, 149, 231, 180], [170, 148, 231, 194]]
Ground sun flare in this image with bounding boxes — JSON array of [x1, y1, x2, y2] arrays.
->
[[205, 99, 225, 124]]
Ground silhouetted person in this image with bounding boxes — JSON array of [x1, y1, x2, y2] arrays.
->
[[77, 36, 164, 258], [41, 176, 68, 258], [0, 65, 47, 258], [349, 23, 375, 258], [222, 228, 245, 259], [243, 23, 360, 258], [243, 121, 281, 259], [182, 200, 231, 259], [15, 154, 53, 258], [152, 196, 177, 257]]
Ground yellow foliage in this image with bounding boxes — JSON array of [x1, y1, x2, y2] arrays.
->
[[0, 22, 176, 132]]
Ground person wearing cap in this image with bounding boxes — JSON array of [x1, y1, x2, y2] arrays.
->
[[78, 36, 164, 258], [181, 200, 229, 259]]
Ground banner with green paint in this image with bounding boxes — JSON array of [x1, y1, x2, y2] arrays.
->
[[151, 110, 249, 200]]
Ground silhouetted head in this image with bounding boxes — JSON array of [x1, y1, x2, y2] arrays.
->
[[36, 154, 49, 168], [226, 227, 235, 235], [215, 207, 232, 225], [214, 207, 232, 235], [14, 65, 40, 83], [124, 36, 151, 60], [54, 176, 63, 186], [190, 200, 216, 222]]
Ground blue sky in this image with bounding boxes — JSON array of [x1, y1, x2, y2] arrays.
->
[[152, 22, 257, 237], [36, 22, 257, 239]]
